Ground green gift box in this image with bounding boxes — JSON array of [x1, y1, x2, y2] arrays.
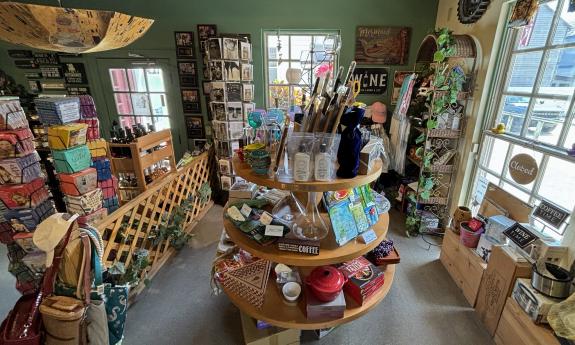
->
[[52, 144, 91, 173]]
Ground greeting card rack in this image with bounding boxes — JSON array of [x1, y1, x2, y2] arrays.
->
[[219, 156, 396, 330], [109, 129, 177, 204]]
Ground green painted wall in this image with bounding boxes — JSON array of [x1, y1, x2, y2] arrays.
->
[[0, 0, 439, 154]]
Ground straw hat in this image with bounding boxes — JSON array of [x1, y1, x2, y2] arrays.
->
[[33, 213, 78, 267]]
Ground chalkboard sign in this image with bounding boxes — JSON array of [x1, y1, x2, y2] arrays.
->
[[63, 63, 88, 84], [533, 200, 568, 229], [33, 53, 59, 66], [503, 223, 538, 249], [351, 67, 388, 94]]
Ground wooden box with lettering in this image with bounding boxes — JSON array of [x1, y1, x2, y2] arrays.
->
[[494, 298, 559, 345], [440, 229, 487, 306], [474, 246, 532, 336]]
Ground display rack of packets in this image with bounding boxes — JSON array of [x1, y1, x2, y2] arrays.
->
[[39, 96, 105, 227], [0, 99, 55, 295], [78, 95, 117, 218]]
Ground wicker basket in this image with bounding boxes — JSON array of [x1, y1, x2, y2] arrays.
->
[[416, 34, 477, 63]]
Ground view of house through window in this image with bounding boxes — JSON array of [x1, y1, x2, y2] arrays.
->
[[471, 0, 575, 239], [263, 30, 339, 109], [108, 67, 171, 131]]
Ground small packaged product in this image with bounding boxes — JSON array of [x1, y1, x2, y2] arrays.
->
[[313, 133, 340, 182], [47, 123, 88, 150], [35, 97, 81, 125], [87, 139, 108, 159], [64, 188, 104, 215], [287, 133, 315, 182], [77, 207, 108, 226], [92, 158, 112, 181], [13, 232, 37, 253], [0, 128, 35, 159], [98, 176, 118, 199], [0, 178, 49, 209], [58, 168, 98, 196], [0, 100, 29, 130], [0, 153, 42, 185], [76, 118, 100, 139], [52, 144, 92, 173]]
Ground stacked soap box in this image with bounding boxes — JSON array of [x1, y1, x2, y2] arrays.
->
[[0, 99, 56, 295], [38, 97, 107, 227], [77, 95, 118, 215]]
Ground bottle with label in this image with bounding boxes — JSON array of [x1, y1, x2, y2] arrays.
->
[[314, 142, 331, 181], [294, 143, 311, 181]]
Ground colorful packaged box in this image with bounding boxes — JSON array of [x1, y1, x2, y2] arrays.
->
[[0, 178, 49, 209], [79, 95, 97, 118], [65, 188, 103, 215], [13, 232, 37, 253], [103, 195, 119, 213], [0, 221, 14, 245], [76, 118, 100, 140], [0, 128, 35, 159], [98, 176, 118, 199], [52, 144, 91, 173], [22, 252, 46, 274], [87, 139, 108, 159], [58, 168, 97, 196], [78, 207, 108, 226], [92, 158, 112, 181], [0, 153, 42, 185], [5, 199, 56, 232], [47, 123, 88, 150], [35, 97, 81, 125], [0, 100, 29, 130]]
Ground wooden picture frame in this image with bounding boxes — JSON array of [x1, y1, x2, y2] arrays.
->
[[355, 26, 411, 65]]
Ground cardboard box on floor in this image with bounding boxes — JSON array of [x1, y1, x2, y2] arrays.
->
[[240, 311, 300, 345], [474, 246, 532, 336]]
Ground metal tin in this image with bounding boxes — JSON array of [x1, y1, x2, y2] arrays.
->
[[531, 263, 573, 299]]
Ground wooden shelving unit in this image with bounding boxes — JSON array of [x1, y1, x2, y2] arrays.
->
[[221, 155, 395, 330], [109, 129, 176, 203]]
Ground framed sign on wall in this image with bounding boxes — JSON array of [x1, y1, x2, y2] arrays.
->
[[355, 26, 411, 65]]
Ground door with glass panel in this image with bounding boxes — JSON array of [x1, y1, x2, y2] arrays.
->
[[96, 59, 184, 157]]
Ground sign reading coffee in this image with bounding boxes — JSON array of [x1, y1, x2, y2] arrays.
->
[[508, 153, 538, 185], [351, 67, 388, 94], [533, 200, 569, 229]]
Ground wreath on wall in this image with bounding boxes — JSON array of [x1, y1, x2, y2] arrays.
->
[[458, 0, 491, 24]]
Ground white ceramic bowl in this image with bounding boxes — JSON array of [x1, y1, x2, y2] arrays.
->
[[282, 282, 301, 302]]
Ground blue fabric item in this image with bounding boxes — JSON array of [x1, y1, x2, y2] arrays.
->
[[337, 106, 365, 178]]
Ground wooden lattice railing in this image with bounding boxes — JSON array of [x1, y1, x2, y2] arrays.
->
[[96, 151, 212, 292]]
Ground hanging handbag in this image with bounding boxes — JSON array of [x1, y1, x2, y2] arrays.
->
[[0, 218, 76, 345]]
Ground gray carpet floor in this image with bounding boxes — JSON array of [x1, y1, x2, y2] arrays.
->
[[0, 205, 494, 345]]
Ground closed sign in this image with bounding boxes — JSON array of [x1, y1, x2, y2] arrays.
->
[[508, 154, 538, 185]]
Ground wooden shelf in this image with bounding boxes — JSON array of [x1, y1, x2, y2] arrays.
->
[[232, 156, 383, 192], [223, 210, 389, 266], [222, 264, 395, 330]]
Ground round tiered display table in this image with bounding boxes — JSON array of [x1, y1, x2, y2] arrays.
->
[[221, 157, 395, 330]]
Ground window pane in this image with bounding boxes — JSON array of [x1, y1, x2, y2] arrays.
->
[[498, 95, 530, 135], [134, 116, 154, 128], [127, 68, 147, 92], [563, 118, 575, 149], [114, 93, 133, 115], [552, 0, 575, 45], [153, 117, 171, 131], [501, 182, 530, 202], [505, 51, 543, 93], [150, 93, 169, 115], [131, 93, 151, 115], [119, 116, 136, 128], [538, 156, 575, 210], [483, 136, 510, 174], [290, 36, 312, 60], [504, 144, 543, 189], [146, 69, 166, 92], [292, 86, 309, 106], [539, 48, 575, 97], [526, 98, 569, 145], [269, 85, 289, 109], [270, 61, 288, 84], [267, 35, 289, 60], [109, 69, 129, 92], [516, 1, 558, 50]]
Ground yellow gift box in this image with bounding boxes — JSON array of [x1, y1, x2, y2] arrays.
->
[[47, 123, 88, 150], [87, 139, 108, 158]]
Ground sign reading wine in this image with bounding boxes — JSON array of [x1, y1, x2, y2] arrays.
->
[[351, 67, 388, 95]]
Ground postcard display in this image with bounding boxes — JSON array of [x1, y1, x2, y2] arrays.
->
[[0, 99, 56, 295], [206, 36, 255, 191], [38, 95, 116, 225]]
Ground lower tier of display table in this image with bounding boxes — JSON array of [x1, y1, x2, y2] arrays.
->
[[221, 264, 396, 330]]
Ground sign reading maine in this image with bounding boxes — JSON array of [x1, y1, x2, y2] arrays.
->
[[533, 200, 569, 229], [351, 67, 388, 95]]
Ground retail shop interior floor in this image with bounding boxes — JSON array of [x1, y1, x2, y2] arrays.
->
[[0, 205, 494, 345]]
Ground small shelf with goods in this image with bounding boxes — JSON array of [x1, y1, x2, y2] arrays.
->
[[108, 129, 177, 204], [213, 60, 399, 333]]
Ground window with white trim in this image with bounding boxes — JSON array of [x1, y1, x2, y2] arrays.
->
[[263, 30, 339, 109], [470, 0, 575, 240]]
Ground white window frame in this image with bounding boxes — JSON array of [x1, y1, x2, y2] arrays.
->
[[262, 30, 340, 109], [469, 0, 575, 240]]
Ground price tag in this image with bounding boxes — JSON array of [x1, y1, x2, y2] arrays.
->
[[97, 284, 105, 295], [359, 230, 377, 244], [259, 212, 273, 225], [265, 225, 284, 237], [240, 204, 252, 217]]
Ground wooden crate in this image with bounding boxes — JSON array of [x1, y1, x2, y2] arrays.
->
[[494, 298, 559, 345], [440, 229, 487, 306], [109, 129, 177, 203], [96, 151, 211, 297]]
